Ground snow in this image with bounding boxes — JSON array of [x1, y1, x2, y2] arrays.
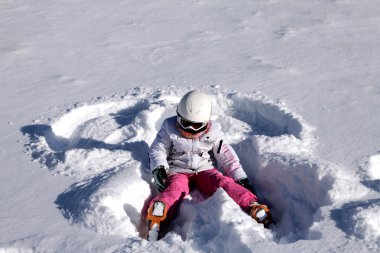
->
[[1, 0, 380, 252], [354, 204, 380, 248], [368, 154, 380, 180]]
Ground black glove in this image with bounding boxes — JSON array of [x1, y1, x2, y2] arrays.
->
[[152, 166, 168, 192], [237, 178, 256, 194]]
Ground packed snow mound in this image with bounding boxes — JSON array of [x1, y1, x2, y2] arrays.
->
[[354, 204, 380, 248], [331, 199, 380, 249], [367, 154, 380, 180], [22, 87, 358, 247]]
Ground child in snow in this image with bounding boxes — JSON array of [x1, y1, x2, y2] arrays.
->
[[146, 90, 272, 240]]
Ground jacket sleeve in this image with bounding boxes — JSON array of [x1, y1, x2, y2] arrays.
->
[[212, 131, 247, 181], [149, 119, 172, 172]]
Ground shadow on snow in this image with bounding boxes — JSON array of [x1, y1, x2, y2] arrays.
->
[[331, 198, 380, 239]]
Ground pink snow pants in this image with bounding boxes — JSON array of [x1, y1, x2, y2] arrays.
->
[[150, 169, 258, 219]]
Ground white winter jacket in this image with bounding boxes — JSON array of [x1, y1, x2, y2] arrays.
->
[[149, 116, 247, 181]]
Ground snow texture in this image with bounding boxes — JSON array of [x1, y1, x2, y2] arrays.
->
[[19, 87, 374, 251], [368, 154, 380, 180], [1, 0, 380, 252]]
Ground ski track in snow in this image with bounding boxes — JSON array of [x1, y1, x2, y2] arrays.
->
[[21, 87, 379, 251]]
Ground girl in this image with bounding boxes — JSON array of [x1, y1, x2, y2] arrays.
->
[[146, 90, 272, 240]]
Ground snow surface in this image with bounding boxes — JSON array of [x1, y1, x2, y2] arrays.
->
[[1, 0, 380, 252], [368, 154, 380, 180]]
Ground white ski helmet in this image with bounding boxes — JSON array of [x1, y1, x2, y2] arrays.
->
[[176, 90, 212, 130]]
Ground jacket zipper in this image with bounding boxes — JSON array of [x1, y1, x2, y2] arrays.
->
[[191, 138, 195, 173]]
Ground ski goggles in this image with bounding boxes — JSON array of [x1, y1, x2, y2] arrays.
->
[[177, 115, 208, 132]]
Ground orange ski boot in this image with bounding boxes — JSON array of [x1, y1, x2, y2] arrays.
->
[[249, 202, 273, 228], [146, 201, 168, 241]]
